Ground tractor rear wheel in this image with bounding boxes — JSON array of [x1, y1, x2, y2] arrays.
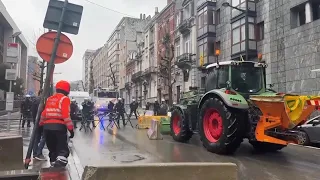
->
[[250, 141, 286, 152], [199, 97, 245, 154], [170, 108, 193, 142]]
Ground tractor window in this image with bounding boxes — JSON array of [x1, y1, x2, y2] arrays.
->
[[217, 66, 229, 88], [206, 69, 218, 91], [231, 65, 263, 93]]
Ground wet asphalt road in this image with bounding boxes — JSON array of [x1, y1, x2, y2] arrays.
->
[[1, 113, 320, 180], [115, 127, 320, 180]]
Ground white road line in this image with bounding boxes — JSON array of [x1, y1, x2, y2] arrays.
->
[[289, 143, 320, 150]]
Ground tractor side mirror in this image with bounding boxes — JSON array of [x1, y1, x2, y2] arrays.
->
[[312, 119, 320, 126], [226, 81, 231, 90]]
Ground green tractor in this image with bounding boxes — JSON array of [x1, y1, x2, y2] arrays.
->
[[170, 60, 282, 154]]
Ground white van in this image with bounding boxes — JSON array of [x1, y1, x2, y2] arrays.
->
[[69, 91, 90, 110]]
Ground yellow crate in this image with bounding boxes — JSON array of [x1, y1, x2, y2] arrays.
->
[[137, 116, 169, 129]]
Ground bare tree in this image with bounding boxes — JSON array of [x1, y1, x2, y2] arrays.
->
[[32, 60, 46, 89], [108, 63, 117, 90], [158, 33, 175, 105]]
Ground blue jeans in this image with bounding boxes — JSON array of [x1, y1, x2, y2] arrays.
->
[[33, 133, 46, 156]]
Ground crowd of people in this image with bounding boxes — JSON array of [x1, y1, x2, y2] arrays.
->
[[19, 79, 171, 168]]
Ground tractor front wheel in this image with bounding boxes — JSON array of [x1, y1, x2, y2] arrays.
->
[[170, 108, 193, 142], [199, 97, 245, 154], [250, 141, 286, 152]]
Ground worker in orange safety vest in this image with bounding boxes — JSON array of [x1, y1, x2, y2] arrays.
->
[[39, 80, 74, 168]]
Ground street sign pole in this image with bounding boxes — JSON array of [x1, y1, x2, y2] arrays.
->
[[6, 38, 18, 131], [24, 0, 69, 169]]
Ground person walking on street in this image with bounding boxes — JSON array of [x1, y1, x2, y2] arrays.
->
[[32, 89, 46, 161], [153, 100, 160, 116], [39, 80, 74, 168], [21, 95, 33, 128], [70, 99, 79, 128], [128, 99, 139, 120], [145, 102, 150, 110], [159, 99, 168, 116], [114, 98, 126, 127]]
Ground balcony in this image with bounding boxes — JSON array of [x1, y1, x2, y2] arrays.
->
[[175, 53, 193, 70], [125, 82, 132, 90], [131, 71, 143, 83], [143, 66, 157, 77], [178, 19, 191, 34]]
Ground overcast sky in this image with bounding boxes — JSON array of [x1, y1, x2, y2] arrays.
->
[[2, 0, 166, 82]]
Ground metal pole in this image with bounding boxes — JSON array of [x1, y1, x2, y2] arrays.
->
[[24, 0, 68, 169], [6, 36, 16, 131], [245, 1, 249, 62]]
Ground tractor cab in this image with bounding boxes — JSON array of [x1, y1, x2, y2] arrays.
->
[[204, 61, 268, 98]]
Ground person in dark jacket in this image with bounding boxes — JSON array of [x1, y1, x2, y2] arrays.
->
[[128, 99, 139, 120], [145, 102, 150, 110], [82, 98, 95, 127], [32, 90, 46, 161], [158, 99, 168, 116], [21, 95, 33, 128], [70, 99, 79, 128], [107, 100, 115, 112], [114, 98, 126, 127], [153, 100, 160, 116]]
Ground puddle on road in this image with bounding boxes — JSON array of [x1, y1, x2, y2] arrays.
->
[[112, 153, 146, 163]]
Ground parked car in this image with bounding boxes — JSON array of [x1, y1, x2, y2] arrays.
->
[[296, 115, 320, 145]]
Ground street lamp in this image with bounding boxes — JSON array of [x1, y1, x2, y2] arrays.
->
[[222, 2, 249, 61]]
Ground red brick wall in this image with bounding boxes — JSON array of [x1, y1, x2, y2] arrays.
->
[[156, 3, 176, 95]]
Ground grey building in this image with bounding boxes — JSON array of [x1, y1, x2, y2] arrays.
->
[[82, 49, 95, 91], [195, 0, 320, 94]]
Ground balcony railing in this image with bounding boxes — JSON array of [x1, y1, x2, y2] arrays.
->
[[143, 66, 157, 77], [175, 53, 193, 70], [131, 71, 143, 82], [125, 82, 132, 90], [178, 19, 191, 34]]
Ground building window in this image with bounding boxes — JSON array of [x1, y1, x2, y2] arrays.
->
[[311, 1, 320, 20], [291, 1, 320, 29], [184, 34, 190, 53], [176, 44, 180, 57], [198, 11, 204, 29], [176, 12, 181, 27], [256, 21, 264, 41], [231, 18, 255, 54], [216, 9, 220, 25]]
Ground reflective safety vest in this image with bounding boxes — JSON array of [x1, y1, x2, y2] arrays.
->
[[39, 93, 74, 131]]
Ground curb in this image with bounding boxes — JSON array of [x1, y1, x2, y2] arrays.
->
[[68, 140, 84, 180]]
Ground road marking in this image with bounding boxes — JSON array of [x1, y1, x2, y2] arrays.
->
[[289, 143, 320, 150]]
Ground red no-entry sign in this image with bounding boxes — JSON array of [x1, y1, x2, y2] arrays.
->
[[36, 31, 73, 64]]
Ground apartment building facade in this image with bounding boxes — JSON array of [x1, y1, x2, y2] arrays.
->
[[174, 0, 200, 103], [211, 0, 320, 94], [92, 45, 108, 88], [82, 49, 95, 91], [26, 56, 40, 95], [156, 0, 176, 102], [118, 16, 150, 103], [127, 12, 159, 106]]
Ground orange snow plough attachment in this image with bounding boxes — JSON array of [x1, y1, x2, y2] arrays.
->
[[250, 94, 320, 145]]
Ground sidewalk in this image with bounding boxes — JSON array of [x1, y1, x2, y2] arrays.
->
[[0, 112, 82, 180]]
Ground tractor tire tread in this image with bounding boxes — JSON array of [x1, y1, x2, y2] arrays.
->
[[170, 108, 193, 143], [199, 97, 245, 155]]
